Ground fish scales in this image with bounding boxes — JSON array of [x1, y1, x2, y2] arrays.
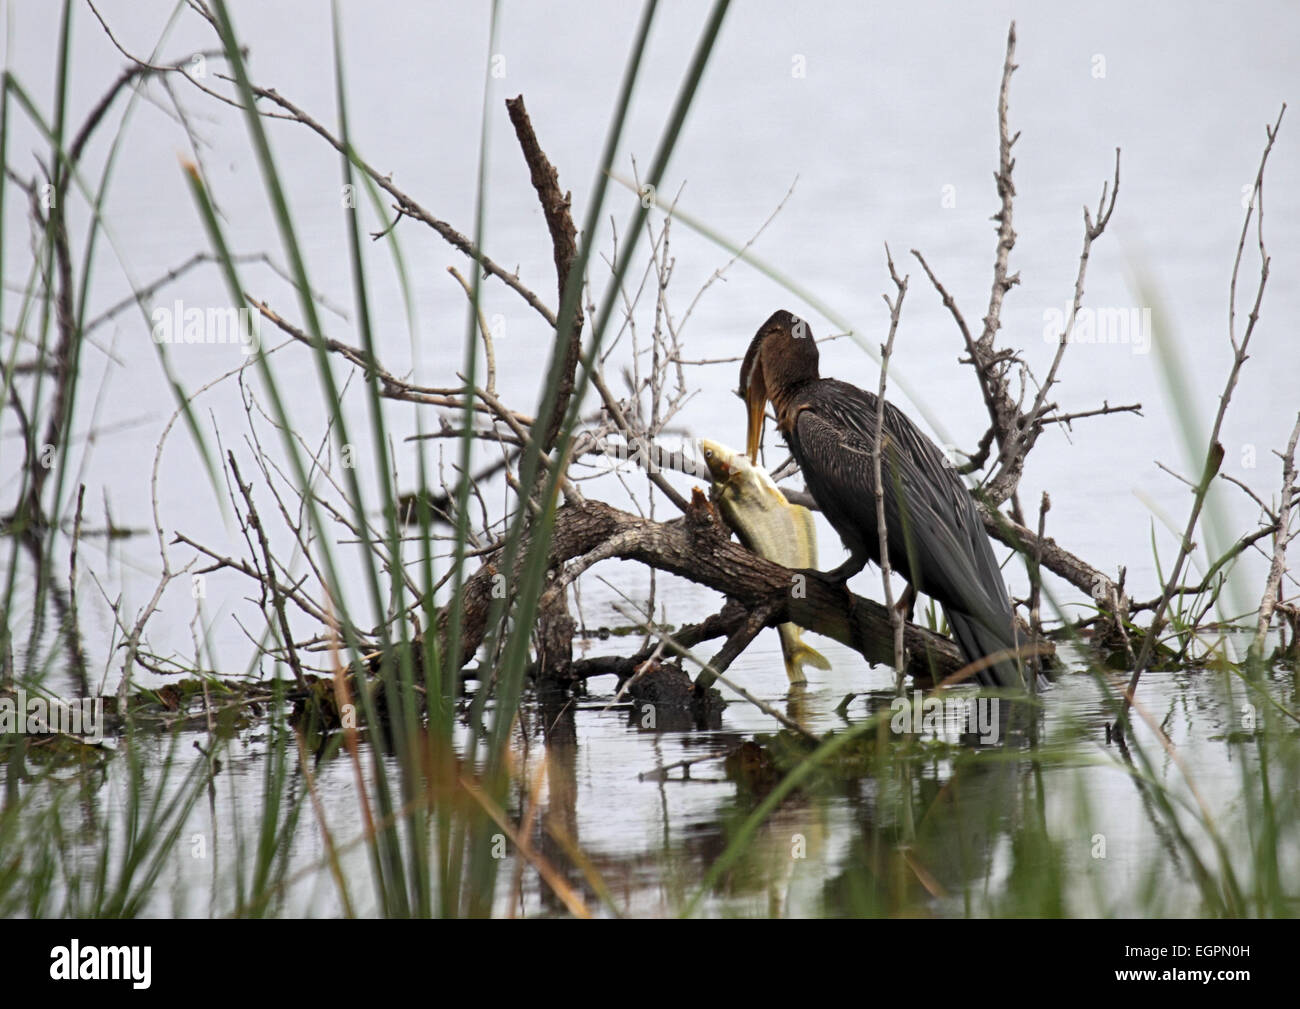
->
[[699, 439, 831, 684]]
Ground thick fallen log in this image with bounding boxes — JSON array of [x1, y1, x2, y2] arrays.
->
[[443, 491, 976, 684]]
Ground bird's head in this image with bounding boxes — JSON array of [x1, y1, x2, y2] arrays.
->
[[739, 309, 819, 462]]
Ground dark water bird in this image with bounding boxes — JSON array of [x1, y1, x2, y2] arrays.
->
[[740, 309, 1024, 688]]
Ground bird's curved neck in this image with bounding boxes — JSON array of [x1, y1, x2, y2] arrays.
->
[[769, 374, 819, 433]]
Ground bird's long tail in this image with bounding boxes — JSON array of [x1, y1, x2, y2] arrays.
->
[[944, 607, 1023, 689], [778, 623, 832, 684]]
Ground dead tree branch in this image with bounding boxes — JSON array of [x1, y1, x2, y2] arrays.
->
[[1254, 412, 1300, 655], [875, 246, 908, 679], [505, 95, 584, 453], [442, 493, 978, 685], [911, 21, 1122, 517]]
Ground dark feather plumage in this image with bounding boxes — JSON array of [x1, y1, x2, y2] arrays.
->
[[742, 309, 1024, 688]]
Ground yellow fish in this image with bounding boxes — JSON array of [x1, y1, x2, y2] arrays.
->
[[700, 438, 832, 684]]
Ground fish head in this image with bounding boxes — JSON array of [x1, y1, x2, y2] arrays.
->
[[699, 437, 737, 484]]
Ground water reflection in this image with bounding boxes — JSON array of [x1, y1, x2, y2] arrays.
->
[[8, 659, 1293, 918], [488, 662, 1296, 917]]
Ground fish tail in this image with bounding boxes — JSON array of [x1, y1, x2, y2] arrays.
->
[[778, 623, 831, 683]]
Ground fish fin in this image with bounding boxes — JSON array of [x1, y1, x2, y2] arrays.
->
[[794, 642, 832, 672], [779, 625, 832, 682]]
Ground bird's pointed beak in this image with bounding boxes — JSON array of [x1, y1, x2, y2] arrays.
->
[[745, 367, 766, 464]]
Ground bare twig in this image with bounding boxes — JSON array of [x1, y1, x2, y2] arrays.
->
[[588, 370, 690, 513], [1254, 412, 1300, 655], [912, 21, 1123, 516], [983, 146, 1120, 507], [1121, 104, 1285, 722], [1040, 401, 1143, 427], [696, 600, 780, 690], [447, 266, 497, 396], [1027, 492, 1050, 685], [229, 452, 306, 689], [236, 82, 561, 328], [874, 246, 908, 682]]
